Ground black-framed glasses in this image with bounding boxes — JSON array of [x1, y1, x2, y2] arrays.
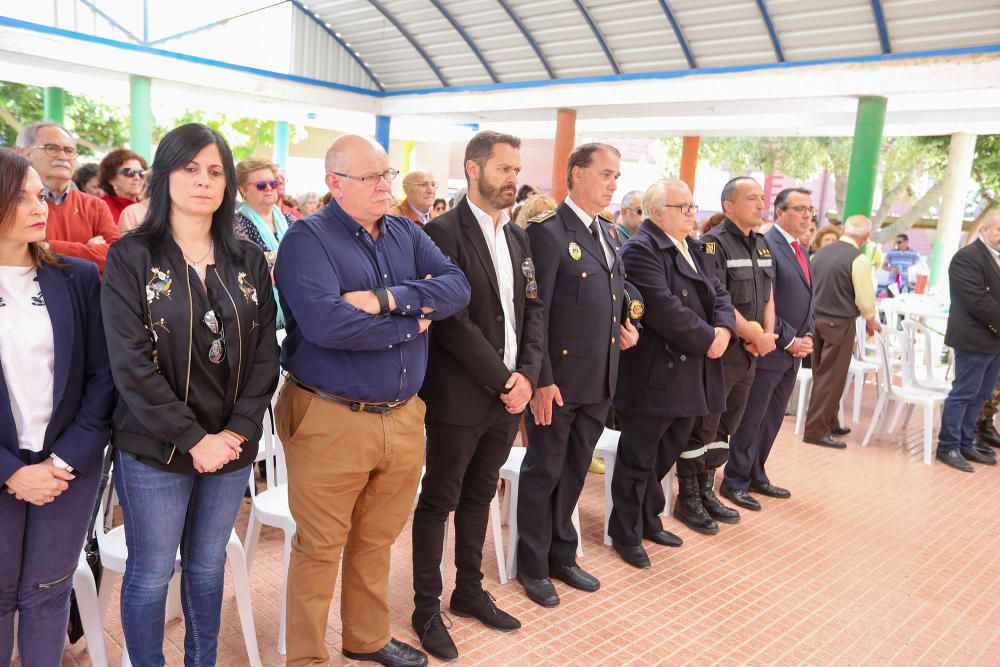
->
[[254, 179, 281, 191], [787, 205, 817, 216], [203, 310, 226, 364], [521, 259, 538, 299], [29, 144, 78, 159], [118, 167, 145, 178], [662, 203, 698, 215], [330, 169, 400, 186]]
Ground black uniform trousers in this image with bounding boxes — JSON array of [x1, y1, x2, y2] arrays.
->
[[678, 352, 756, 477], [725, 361, 799, 492], [516, 399, 609, 579], [412, 406, 520, 614], [608, 412, 696, 546]]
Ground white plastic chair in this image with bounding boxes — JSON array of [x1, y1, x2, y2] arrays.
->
[[243, 374, 294, 656], [499, 446, 581, 581], [901, 319, 951, 393], [861, 331, 945, 464], [795, 367, 849, 436], [849, 318, 881, 423], [592, 428, 674, 546], [440, 493, 506, 583], [96, 467, 263, 667], [72, 552, 109, 667]]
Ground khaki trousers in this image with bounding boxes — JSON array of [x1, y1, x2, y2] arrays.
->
[[804, 317, 856, 440], [276, 382, 425, 666]]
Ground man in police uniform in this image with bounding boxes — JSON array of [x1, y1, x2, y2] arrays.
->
[[673, 177, 778, 534], [516, 143, 639, 607], [609, 178, 736, 568]]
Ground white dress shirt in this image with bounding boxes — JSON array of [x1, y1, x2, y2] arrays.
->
[[565, 196, 614, 266], [467, 198, 518, 371], [666, 232, 698, 273], [0, 266, 55, 452]]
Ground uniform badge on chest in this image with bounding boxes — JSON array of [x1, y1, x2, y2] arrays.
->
[[568, 242, 582, 261]]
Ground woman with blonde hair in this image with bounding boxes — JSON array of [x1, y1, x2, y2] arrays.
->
[[513, 193, 557, 228]]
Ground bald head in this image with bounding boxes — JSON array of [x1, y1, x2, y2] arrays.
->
[[323, 134, 394, 228], [980, 210, 1000, 251], [843, 215, 872, 243], [401, 169, 437, 214]]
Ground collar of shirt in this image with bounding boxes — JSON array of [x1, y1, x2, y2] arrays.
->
[[43, 185, 70, 205], [412, 202, 431, 225], [980, 237, 1000, 262], [839, 236, 860, 250], [665, 232, 690, 255], [466, 197, 510, 235], [773, 222, 799, 248], [565, 195, 597, 228]]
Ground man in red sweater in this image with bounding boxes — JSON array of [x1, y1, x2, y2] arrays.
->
[[16, 121, 120, 274]]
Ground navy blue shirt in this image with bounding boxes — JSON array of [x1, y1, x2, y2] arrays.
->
[[275, 200, 471, 402]]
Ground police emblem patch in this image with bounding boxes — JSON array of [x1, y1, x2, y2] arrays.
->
[[628, 299, 644, 321], [705, 242, 717, 255], [568, 242, 582, 261]]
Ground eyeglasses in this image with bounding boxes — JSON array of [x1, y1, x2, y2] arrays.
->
[[330, 169, 400, 186], [631, 208, 642, 215], [254, 179, 281, 191], [118, 167, 145, 178], [661, 203, 698, 215], [411, 181, 438, 189], [786, 205, 817, 216], [203, 310, 226, 364], [521, 259, 537, 300], [29, 144, 78, 159]]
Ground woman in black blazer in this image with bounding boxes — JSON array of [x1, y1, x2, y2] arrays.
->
[[0, 150, 116, 665]]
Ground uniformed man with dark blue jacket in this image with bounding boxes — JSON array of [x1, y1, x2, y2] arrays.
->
[[515, 143, 639, 607]]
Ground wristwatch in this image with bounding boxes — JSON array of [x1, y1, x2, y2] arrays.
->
[[50, 453, 74, 472], [373, 286, 391, 315]]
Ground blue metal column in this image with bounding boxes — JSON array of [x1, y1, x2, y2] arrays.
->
[[375, 115, 391, 152], [273, 120, 289, 169]]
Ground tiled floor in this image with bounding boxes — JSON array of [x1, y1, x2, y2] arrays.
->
[[54, 400, 1000, 666]]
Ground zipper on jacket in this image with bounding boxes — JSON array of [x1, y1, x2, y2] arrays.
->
[[214, 267, 243, 396], [36, 570, 73, 589], [170, 263, 196, 467]]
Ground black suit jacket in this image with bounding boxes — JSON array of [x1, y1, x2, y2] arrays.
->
[[527, 200, 625, 404], [420, 199, 545, 425], [757, 226, 815, 373], [614, 220, 736, 417], [944, 239, 1000, 354]]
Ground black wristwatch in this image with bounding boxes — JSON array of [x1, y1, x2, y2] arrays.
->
[[373, 286, 391, 315]]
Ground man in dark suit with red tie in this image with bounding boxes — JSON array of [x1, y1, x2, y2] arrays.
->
[[412, 131, 545, 660], [724, 188, 816, 506]]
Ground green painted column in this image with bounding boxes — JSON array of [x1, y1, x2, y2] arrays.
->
[[842, 96, 887, 220], [43, 87, 65, 123], [273, 120, 289, 169], [129, 75, 152, 161]]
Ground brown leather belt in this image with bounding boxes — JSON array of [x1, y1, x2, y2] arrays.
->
[[286, 374, 408, 415]]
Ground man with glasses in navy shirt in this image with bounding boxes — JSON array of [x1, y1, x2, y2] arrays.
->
[[274, 135, 470, 667]]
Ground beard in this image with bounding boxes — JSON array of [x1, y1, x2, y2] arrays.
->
[[477, 179, 516, 211]]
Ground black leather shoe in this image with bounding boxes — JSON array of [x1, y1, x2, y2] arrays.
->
[[832, 426, 852, 436], [516, 573, 559, 607], [750, 482, 791, 499], [612, 540, 651, 569], [411, 612, 457, 662], [976, 419, 1000, 447], [698, 471, 740, 524], [936, 449, 974, 472], [549, 563, 600, 592], [962, 448, 997, 465], [449, 589, 520, 631], [720, 484, 762, 511], [344, 638, 429, 666], [803, 435, 847, 449], [644, 529, 683, 547], [673, 476, 719, 534], [974, 439, 996, 457]]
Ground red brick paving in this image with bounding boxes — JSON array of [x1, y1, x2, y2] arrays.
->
[[50, 404, 1000, 666]]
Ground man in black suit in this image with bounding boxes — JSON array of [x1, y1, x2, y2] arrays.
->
[[609, 178, 736, 568], [516, 143, 639, 607], [412, 131, 545, 659], [936, 211, 1000, 471], [725, 188, 816, 507]]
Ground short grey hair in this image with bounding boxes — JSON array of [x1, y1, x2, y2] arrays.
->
[[641, 178, 688, 220], [620, 190, 642, 209], [15, 121, 71, 149], [843, 215, 872, 236]]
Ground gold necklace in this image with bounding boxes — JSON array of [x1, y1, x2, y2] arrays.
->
[[181, 241, 214, 278]]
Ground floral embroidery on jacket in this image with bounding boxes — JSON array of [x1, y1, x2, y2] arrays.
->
[[146, 268, 172, 304], [238, 272, 259, 306]]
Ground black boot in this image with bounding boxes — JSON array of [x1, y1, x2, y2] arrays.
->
[[977, 418, 1000, 448], [673, 475, 719, 535], [698, 471, 740, 524]]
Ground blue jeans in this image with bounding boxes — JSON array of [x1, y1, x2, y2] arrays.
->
[[114, 451, 248, 667], [0, 451, 101, 667], [937, 350, 1000, 453]]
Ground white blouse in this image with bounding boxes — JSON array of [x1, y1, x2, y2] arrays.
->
[[0, 266, 55, 452]]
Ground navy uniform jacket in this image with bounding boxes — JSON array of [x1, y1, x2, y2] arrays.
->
[[0, 258, 115, 485], [757, 226, 815, 373], [944, 239, 1000, 354], [527, 201, 625, 405], [614, 220, 736, 417], [702, 218, 774, 363]]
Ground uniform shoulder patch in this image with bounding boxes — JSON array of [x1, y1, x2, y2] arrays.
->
[[704, 241, 717, 255], [597, 210, 614, 223], [528, 210, 556, 224]]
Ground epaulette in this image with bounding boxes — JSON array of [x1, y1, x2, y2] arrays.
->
[[597, 210, 614, 223], [528, 210, 556, 224]]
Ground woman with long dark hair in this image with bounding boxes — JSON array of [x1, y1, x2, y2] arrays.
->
[[101, 123, 279, 666], [0, 149, 115, 665]]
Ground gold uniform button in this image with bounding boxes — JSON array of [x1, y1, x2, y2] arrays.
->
[[562, 349, 569, 356], [610, 273, 614, 279], [611, 336, 616, 344], [613, 315, 617, 322], [581, 272, 587, 278], [612, 294, 617, 301]]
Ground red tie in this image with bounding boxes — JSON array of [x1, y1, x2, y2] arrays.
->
[[791, 241, 811, 286]]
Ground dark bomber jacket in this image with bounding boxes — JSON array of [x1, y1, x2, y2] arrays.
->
[[101, 234, 279, 470]]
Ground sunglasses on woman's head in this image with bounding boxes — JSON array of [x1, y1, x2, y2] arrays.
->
[[254, 179, 281, 191]]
